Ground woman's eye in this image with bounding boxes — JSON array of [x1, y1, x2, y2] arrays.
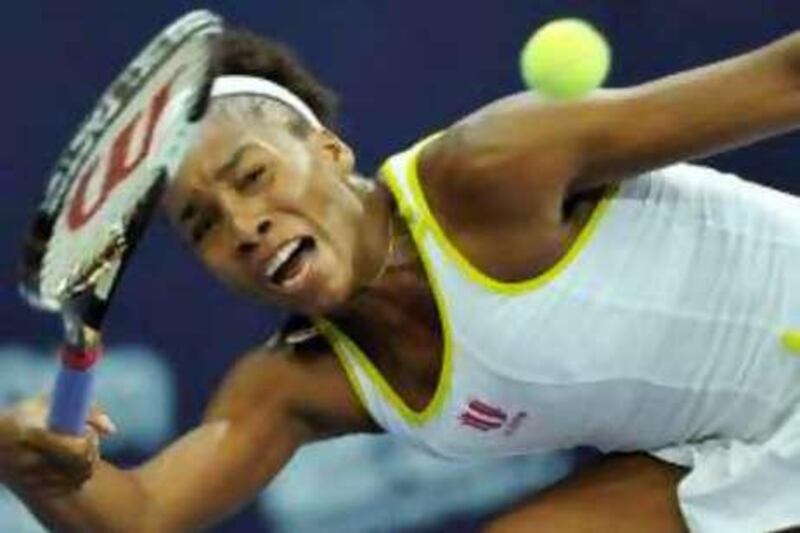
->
[[191, 218, 216, 244], [238, 166, 267, 190]]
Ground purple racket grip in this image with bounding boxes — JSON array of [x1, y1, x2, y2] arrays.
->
[[47, 346, 102, 435]]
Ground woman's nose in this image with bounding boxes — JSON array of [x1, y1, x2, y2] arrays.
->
[[236, 240, 258, 256], [233, 217, 272, 256]]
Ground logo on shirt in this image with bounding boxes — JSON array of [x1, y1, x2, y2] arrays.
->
[[459, 399, 528, 436]]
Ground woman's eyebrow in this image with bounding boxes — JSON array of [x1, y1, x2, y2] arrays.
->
[[213, 143, 260, 181], [179, 203, 196, 222]]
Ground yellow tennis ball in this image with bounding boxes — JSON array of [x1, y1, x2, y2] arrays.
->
[[781, 330, 800, 356], [520, 18, 611, 99]]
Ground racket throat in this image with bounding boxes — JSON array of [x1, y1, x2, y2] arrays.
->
[[62, 295, 102, 349]]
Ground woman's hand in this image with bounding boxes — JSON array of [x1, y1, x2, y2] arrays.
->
[[0, 396, 116, 497]]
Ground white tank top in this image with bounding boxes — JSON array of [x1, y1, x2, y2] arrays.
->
[[315, 137, 800, 461]]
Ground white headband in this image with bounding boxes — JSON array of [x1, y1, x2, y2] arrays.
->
[[210, 75, 322, 129]]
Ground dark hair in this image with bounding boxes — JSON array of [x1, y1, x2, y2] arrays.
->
[[212, 27, 338, 128]]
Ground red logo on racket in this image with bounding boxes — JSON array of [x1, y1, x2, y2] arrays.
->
[[66, 72, 181, 231]]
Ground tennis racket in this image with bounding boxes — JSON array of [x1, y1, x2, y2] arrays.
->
[[19, 10, 223, 436]]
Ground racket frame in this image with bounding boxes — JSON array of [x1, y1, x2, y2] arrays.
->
[[19, 10, 223, 435]]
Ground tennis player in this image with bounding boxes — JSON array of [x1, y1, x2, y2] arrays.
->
[[3, 26, 800, 532]]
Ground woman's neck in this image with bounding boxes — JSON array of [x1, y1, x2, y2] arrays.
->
[[329, 179, 436, 342], [321, 179, 443, 398]]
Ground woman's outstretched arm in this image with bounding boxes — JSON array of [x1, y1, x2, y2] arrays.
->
[[6, 342, 372, 532], [425, 30, 800, 199]]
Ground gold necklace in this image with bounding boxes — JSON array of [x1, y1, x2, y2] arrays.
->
[[367, 210, 395, 287]]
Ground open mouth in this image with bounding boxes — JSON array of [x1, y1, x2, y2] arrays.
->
[[263, 236, 316, 288]]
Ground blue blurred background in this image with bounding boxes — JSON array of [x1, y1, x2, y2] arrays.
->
[[1, 1, 798, 531]]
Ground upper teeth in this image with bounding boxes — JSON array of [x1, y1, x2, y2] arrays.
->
[[265, 238, 303, 278]]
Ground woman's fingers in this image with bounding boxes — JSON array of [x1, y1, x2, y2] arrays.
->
[[87, 406, 117, 437], [0, 397, 111, 493], [23, 427, 100, 484]]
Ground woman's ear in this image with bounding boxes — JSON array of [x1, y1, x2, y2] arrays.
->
[[315, 128, 355, 175]]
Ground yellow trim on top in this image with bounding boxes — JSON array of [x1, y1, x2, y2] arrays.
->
[[316, 314, 453, 427], [327, 336, 370, 409], [403, 135, 619, 295], [311, 142, 456, 427]]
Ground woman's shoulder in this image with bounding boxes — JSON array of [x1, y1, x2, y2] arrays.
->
[[224, 315, 381, 434], [407, 126, 573, 283]]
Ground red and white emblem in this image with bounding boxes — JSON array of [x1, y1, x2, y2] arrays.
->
[[459, 399, 508, 431], [459, 399, 528, 435]]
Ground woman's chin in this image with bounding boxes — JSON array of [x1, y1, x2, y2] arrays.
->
[[296, 288, 350, 316], [237, 259, 354, 316], [250, 282, 347, 317]]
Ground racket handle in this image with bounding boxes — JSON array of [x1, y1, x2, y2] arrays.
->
[[47, 346, 101, 435]]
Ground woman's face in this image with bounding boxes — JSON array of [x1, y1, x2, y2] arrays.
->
[[164, 111, 365, 315]]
